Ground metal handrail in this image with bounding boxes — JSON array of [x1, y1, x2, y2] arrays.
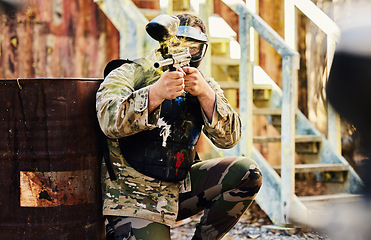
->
[[285, 0, 341, 153], [285, 0, 340, 47], [222, 0, 299, 224]]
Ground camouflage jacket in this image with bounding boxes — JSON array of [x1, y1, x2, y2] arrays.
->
[[96, 50, 241, 226]]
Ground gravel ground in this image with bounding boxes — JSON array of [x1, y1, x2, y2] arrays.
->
[[170, 203, 330, 240], [170, 217, 329, 240]]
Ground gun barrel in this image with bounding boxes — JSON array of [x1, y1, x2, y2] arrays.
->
[[154, 58, 175, 69], [153, 49, 191, 69]]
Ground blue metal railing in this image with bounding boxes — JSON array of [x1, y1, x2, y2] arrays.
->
[[222, 0, 300, 224]]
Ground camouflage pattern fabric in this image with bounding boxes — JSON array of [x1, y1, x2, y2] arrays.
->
[[101, 138, 180, 225], [106, 156, 262, 240], [96, 50, 241, 148], [96, 49, 245, 227], [177, 156, 262, 239], [105, 216, 171, 240]]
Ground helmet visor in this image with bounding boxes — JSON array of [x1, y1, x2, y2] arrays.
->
[[176, 26, 208, 43]]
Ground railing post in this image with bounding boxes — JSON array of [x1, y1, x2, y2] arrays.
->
[[281, 54, 298, 224], [284, 0, 297, 50], [238, 9, 253, 158]]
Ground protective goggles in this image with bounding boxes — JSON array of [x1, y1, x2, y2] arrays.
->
[[175, 26, 209, 67]]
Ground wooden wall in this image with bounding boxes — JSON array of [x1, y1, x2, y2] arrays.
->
[[0, 0, 119, 79]]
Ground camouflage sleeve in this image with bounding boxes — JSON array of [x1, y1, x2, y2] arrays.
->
[[96, 63, 161, 139], [201, 75, 242, 149]]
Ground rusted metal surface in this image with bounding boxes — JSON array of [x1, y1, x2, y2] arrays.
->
[[20, 170, 94, 207], [0, 78, 105, 239], [0, 0, 119, 79]]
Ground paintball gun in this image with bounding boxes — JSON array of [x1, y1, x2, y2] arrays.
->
[[146, 14, 209, 70], [153, 49, 191, 71], [146, 14, 191, 71]]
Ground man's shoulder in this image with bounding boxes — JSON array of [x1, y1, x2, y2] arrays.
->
[[104, 49, 161, 78]]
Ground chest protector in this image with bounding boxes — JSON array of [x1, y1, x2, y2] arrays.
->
[[118, 93, 203, 182]]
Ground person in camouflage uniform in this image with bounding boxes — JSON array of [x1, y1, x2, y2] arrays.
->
[[96, 13, 262, 240]]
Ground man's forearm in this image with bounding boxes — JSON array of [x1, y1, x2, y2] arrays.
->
[[197, 86, 216, 123], [148, 85, 164, 114]]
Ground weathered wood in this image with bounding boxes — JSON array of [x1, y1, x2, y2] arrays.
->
[[132, 0, 160, 10], [259, 0, 284, 88], [218, 80, 272, 90], [273, 163, 349, 173], [0, 0, 119, 79], [211, 56, 240, 66], [253, 108, 282, 115], [297, 11, 308, 117], [214, 0, 240, 40], [253, 135, 322, 143]]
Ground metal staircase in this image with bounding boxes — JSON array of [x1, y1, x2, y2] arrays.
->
[[95, 0, 364, 227]]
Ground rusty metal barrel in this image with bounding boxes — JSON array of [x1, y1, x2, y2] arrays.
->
[[0, 78, 105, 239]]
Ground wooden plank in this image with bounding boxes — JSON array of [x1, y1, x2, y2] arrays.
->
[[253, 135, 322, 143], [218, 81, 239, 89], [253, 84, 272, 90], [253, 136, 282, 143], [253, 88, 272, 101], [218, 81, 273, 90], [296, 141, 320, 154], [253, 108, 282, 115], [299, 193, 362, 204], [211, 56, 240, 66], [294, 135, 322, 143], [210, 37, 233, 43], [298, 193, 363, 212], [273, 163, 349, 173]]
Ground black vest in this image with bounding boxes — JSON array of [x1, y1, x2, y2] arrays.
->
[[119, 93, 203, 182]]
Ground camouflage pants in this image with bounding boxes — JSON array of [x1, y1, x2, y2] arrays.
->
[[106, 156, 262, 240]]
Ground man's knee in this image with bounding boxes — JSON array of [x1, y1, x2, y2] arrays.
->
[[239, 157, 262, 183], [221, 157, 262, 198], [239, 157, 262, 197]]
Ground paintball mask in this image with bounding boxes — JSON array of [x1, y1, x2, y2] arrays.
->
[[146, 14, 208, 68], [175, 26, 208, 68]]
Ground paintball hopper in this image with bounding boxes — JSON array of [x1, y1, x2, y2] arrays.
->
[[146, 14, 180, 42]]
